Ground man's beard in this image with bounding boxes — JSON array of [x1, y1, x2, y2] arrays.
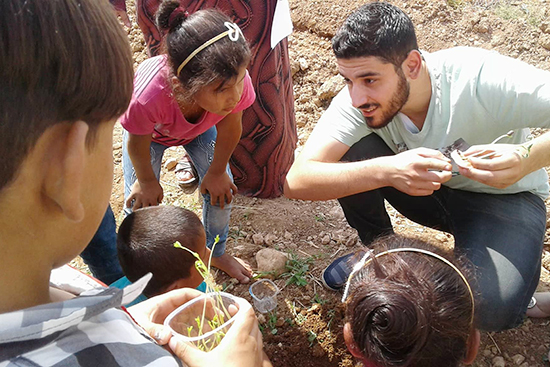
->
[[363, 71, 410, 129]]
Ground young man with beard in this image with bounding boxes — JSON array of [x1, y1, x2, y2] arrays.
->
[[284, 2, 550, 332]]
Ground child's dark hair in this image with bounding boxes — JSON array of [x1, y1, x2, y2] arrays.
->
[[332, 2, 418, 68], [117, 206, 206, 297], [345, 236, 475, 367], [0, 0, 133, 192], [156, 1, 251, 102]]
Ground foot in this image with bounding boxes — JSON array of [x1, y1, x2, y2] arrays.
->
[[211, 253, 252, 284], [175, 154, 199, 194], [526, 292, 550, 318], [321, 250, 367, 291]]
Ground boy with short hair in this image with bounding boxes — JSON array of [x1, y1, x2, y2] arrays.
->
[[113, 205, 209, 303], [0, 0, 266, 365]]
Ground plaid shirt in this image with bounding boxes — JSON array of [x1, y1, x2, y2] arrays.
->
[[0, 274, 182, 367]]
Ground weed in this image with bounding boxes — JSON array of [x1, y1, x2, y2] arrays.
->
[[281, 254, 313, 286], [307, 330, 318, 346], [314, 213, 326, 222], [312, 293, 327, 305]]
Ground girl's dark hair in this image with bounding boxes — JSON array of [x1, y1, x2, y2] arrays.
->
[[0, 0, 133, 192], [345, 236, 475, 367], [117, 206, 206, 298], [332, 2, 418, 67], [156, 1, 251, 101]]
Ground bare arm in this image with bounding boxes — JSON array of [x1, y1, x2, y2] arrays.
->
[[284, 131, 452, 201], [200, 112, 242, 208], [126, 132, 163, 209], [460, 131, 550, 188]]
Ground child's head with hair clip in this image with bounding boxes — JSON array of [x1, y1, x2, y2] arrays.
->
[[117, 205, 208, 298], [156, 0, 251, 106], [343, 235, 479, 367]]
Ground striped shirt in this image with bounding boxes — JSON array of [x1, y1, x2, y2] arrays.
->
[[0, 274, 182, 367]]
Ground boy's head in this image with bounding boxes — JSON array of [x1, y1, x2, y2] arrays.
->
[[0, 0, 133, 282], [332, 2, 418, 68], [117, 206, 208, 298]]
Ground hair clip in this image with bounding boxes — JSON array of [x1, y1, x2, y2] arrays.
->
[[224, 22, 244, 42]]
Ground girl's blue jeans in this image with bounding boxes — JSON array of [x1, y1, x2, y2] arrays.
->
[[122, 127, 231, 257], [338, 133, 546, 332]]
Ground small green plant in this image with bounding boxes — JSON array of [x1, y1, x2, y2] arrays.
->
[[307, 330, 318, 346], [174, 236, 232, 351], [281, 254, 313, 286], [314, 214, 326, 222], [312, 293, 327, 305]]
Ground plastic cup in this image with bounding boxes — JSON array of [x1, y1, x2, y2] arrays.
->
[[249, 279, 280, 313], [164, 291, 249, 351]]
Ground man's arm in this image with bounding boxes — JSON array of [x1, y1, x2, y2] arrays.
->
[[460, 131, 550, 188], [284, 130, 453, 201]]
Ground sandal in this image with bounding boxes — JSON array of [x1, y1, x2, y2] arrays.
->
[[175, 155, 199, 194]]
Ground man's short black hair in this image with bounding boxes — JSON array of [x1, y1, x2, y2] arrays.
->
[[117, 206, 206, 297], [332, 2, 418, 67]]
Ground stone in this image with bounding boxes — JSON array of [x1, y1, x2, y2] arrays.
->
[[164, 158, 178, 171], [257, 313, 266, 324], [512, 354, 525, 365], [329, 205, 345, 219], [255, 248, 289, 276], [321, 235, 331, 245], [492, 356, 505, 367], [284, 231, 293, 240], [539, 34, 550, 51], [318, 75, 345, 101], [541, 21, 550, 34], [265, 233, 278, 246], [298, 57, 309, 71], [252, 233, 264, 246]]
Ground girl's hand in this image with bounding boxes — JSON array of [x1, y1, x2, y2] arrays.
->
[[126, 179, 164, 210], [458, 144, 529, 188], [200, 171, 237, 209]]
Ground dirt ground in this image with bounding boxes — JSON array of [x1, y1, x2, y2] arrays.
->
[[97, 0, 550, 365]]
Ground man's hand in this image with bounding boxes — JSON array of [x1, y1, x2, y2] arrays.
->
[[128, 288, 204, 345], [200, 171, 237, 209], [385, 148, 453, 196], [168, 302, 268, 367], [457, 144, 529, 188], [126, 179, 164, 210]]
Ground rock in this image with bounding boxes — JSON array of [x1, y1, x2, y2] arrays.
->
[[164, 158, 178, 171], [541, 21, 550, 34], [298, 57, 309, 71], [265, 233, 278, 246], [291, 59, 300, 76], [318, 75, 345, 101], [312, 344, 325, 357], [321, 235, 331, 245], [492, 356, 505, 367], [252, 233, 264, 246], [329, 205, 345, 219], [275, 317, 285, 327], [539, 34, 550, 51], [255, 248, 289, 276], [257, 313, 266, 324], [483, 349, 493, 357], [284, 231, 293, 240], [512, 354, 525, 365]]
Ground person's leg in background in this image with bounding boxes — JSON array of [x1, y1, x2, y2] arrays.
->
[[80, 205, 124, 284]]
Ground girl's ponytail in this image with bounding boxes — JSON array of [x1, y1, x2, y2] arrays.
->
[[157, 0, 188, 33]]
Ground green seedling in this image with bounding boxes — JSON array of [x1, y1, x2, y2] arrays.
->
[[174, 235, 232, 351], [282, 254, 313, 286], [307, 330, 318, 346], [312, 293, 327, 305]]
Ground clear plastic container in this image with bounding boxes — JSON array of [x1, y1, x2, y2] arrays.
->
[[164, 292, 249, 351], [249, 279, 280, 313]]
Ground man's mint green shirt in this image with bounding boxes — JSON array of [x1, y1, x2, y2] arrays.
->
[[315, 47, 550, 199]]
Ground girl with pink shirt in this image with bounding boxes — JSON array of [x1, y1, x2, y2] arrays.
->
[[121, 1, 255, 283]]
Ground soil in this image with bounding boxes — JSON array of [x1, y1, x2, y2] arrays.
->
[[98, 0, 550, 366]]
